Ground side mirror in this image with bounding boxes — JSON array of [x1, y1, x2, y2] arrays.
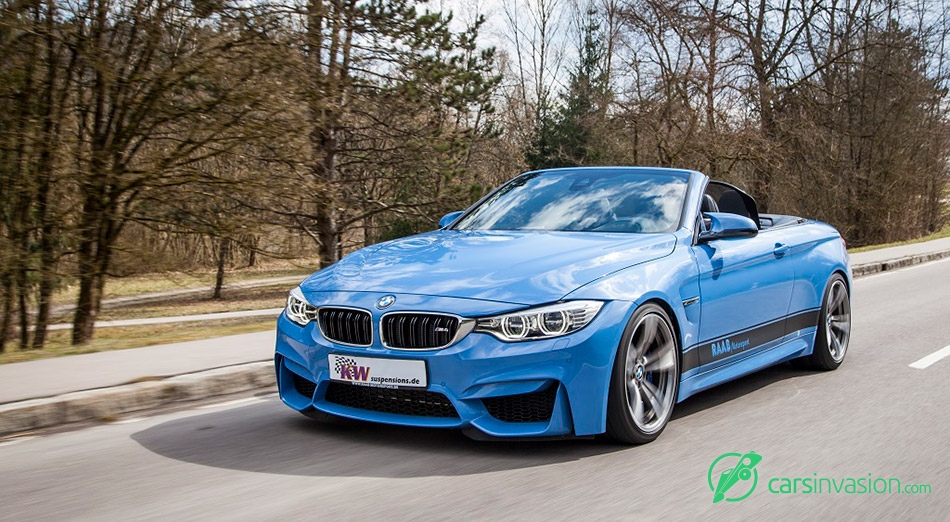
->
[[699, 212, 758, 243], [439, 211, 464, 229]]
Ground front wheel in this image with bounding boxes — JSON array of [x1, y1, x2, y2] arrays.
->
[[606, 304, 680, 444], [798, 273, 851, 371]]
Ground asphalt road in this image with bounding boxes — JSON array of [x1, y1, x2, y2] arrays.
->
[[2, 259, 949, 521]]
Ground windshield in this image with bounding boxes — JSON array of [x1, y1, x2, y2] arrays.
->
[[453, 169, 689, 233]]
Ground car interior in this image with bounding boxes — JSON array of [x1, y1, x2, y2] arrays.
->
[[702, 181, 804, 230]]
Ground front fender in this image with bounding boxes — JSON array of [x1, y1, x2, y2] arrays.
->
[[564, 233, 702, 395]]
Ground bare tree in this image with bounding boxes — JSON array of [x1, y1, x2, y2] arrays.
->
[[500, 0, 569, 153], [64, 0, 291, 344]]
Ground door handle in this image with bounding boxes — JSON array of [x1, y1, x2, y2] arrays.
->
[[773, 243, 790, 257]]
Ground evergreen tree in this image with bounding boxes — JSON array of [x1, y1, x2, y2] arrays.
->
[[527, 5, 609, 169]]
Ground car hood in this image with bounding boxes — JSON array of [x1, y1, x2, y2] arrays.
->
[[300, 230, 676, 305]]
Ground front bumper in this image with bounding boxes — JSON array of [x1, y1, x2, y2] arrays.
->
[[274, 293, 631, 437]]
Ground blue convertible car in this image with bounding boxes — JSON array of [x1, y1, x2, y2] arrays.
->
[[275, 167, 851, 443]]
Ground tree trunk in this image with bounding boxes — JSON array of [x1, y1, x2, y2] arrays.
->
[[307, 0, 344, 269], [32, 271, 54, 350], [0, 273, 12, 353], [72, 197, 103, 345], [752, 67, 776, 213], [72, 270, 99, 345], [317, 150, 339, 268], [213, 236, 230, 299], [72, 0, 110, 346], [705, 0, 720, 178], [32, 0, 64, 351], [246, 235, 257, 267], [15, 268, 30, 349], [72, 213, 116, 345], [32, 183, 55, 350]]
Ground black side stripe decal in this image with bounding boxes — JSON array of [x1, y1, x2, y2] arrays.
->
[[682, 309, 820, 373], [786, 309, 821, 334]]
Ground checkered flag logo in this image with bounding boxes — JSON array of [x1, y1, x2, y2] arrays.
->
[[334, 356, 357, 374]]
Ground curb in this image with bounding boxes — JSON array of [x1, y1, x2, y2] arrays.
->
[[0, 361, 274, 437], [852, 250, 950, 277]]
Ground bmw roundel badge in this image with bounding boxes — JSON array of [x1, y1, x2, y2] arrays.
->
[[376, 295, 396, 309]]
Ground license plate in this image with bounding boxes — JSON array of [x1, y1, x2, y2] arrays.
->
[[328, 354, 427, 389]]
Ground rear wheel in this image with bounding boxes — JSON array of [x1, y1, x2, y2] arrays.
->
[[606, 304, 680, 444], [798, 273, 851, 370]]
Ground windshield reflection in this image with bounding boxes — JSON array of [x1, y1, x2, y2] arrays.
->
[[454, 170, 688, 233]]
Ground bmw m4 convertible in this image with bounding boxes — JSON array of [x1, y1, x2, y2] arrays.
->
[[275, 167, 852, 443]]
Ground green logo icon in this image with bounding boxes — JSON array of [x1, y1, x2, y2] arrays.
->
[[709, 452, 762, 503]]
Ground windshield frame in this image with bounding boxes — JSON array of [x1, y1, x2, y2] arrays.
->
[[449, 167, 695, 234]]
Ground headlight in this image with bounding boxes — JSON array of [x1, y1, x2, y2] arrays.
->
[[474, 301, 604, 342], [285, 287, 318, 326]]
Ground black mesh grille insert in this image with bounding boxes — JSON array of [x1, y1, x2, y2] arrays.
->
[[324, 382, 459, 418], [293, 373, 317, 399], [482, 385, 558, 423], [382, 313, 460, 349], [319, 308, 372, 346]]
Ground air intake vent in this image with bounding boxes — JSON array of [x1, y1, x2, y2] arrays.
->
[[382, 313, 460, 349], [482, 385, 558, 423], [318, 308, 372, 346], [293, 373, 317, 399], [324, 382, 459, 418]]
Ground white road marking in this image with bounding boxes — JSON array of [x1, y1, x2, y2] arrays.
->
[[197, 397, 265, 410], [0, 436, 35, 447], [110, 417, 147, 425], [909, 345, 950, 369], [45, 308, 283, 331]]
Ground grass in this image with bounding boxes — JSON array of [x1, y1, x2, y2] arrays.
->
[[50, 257, 315, 308], [848, 223, 950, 253], [48, 284, 289, 324], [2, 280, 290, 365], [0, 317, 275, 365]]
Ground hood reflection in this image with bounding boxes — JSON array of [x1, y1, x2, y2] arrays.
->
[[301, 230, 676, 304]]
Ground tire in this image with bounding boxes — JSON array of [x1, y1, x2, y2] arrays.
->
[[606, 303, 680, 444], [798, 273, 851, 371]]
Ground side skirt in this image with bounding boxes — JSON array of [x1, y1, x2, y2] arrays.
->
[[677, 321, 819, 402]]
